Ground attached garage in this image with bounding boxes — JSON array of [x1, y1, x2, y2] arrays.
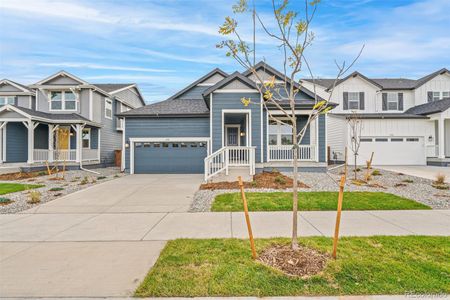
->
[[357, 136, 426, 165], [131, 139, 209, 174]]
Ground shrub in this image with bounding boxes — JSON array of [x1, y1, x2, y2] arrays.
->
[[274, 175, 286, 185], [371, 170, 382, 176], [0, 197, 12, 205], [38, 171, 47, 176], [355, 168, 361, 172], [97, 176, 106, 180], [80, 176, 89, 185], [402, 179, 414, 183], [251, 181, 258, 187], [28, 191, 41, 204], [49, 187, 64, 192], [114, 174, 119, 178], [435, 174, 446, 185]]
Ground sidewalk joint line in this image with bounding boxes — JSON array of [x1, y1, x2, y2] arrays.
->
[[140, 212, 169, 241], [364, 211, 416, 234], [300, 214, 324, 236]]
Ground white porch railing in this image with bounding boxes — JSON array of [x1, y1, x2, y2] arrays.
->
[[426, 145, 439, 157], [33, 149, 50, 162], [82, 149, 98, 161], [33, 149, 77, 162], [268, 145, 316, 161], [204, 146, 256, 181]]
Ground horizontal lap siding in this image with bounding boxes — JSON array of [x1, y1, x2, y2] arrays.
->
[[124, 117, 210, 171], [318, 114, 326, 162], [6, 123, 27, 162], [34, 124, 48, 149], [212, 92, 262, 163]]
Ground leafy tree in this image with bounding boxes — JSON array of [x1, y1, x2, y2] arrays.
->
[[218, 0, 362, 249]]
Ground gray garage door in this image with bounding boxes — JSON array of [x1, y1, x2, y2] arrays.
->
[[134, 141, 207, 174]]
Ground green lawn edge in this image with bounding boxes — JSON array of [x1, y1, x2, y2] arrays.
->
[[135, 236, 450, 297], [0, 183, 44, 196], [211, 191, 431, 212]]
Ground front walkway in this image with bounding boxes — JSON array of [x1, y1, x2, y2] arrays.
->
[[1, 174, 449, 298], [377, 165, 450, 183]]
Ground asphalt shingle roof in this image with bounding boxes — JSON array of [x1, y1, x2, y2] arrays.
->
[[332, 113, 429, 119], [118, 99, 209, 116], [16, 106, 93, 122], [404, 98, 450, 115]]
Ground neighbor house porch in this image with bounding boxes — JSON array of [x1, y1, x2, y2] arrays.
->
[[426, 112, 450, 166], [0, 105, 101, 165]]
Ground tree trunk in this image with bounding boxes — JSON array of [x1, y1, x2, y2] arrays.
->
[[354, 154, 357, 180], [291, 120, 299, 250]]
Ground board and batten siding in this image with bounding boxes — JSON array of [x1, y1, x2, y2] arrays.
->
[[211, 92, 262, 163], [318, 114, 326, 162], [414, 74, 450, 105], [327, 114, 347, 161], [124, 117, 210, 171]]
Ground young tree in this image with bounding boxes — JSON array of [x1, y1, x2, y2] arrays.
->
[[218, 0, 362, 249], [347, 112, 363, 180]]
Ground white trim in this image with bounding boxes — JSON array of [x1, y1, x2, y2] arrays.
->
[[129, 137, 210, 174], [197, 83, 215, 87], [324, 113, 328, 163], [214, 89, 259, 93], [2, 125, 6, 162], [109, 84, 136, 95], [224, 124, 241, 146], [269, 109, 315, 115], [209, 93, 213, 153], [260, 94, 263, 163], [97, 128, 101, 162], [0, 79, 33, 93], [221, 109, 252, 149], [82, 127, 91, 149], [36, 89, 39, 111], [121, 119, 125, 171], [89, 89, 93, 120], [266, 109, 269, 163], [315, 117, 319, 162], [34, 71, 89, 85], [29, 95, 32, 109], [48, 90, 78, 112]]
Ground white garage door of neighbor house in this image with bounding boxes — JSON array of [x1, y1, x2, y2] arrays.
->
[[357, 137, 426, 165]]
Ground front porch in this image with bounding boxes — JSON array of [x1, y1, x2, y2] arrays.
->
[[0, 105, 101, 166], [425, 115, 450, 166]]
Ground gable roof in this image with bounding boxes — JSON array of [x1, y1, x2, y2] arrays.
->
[[34, 70, 90, 85], [118, 98, 209, 117], [328, 71, 383, 91], [242, 61, 322, 100], [414, 68, 449, 89], [404, 98, 450, 116], [202, 71, 257, 97], [93, 84, 134, 93], [167, 68, 228, 100], [0, 79, 34, 93]]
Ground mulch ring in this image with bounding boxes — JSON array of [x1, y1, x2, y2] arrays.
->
[[0, 171, 47, 181], [199, 171, 309, 190], [258, 243, 329, 277]]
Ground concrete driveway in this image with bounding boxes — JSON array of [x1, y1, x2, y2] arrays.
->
[[25, 174, 204, 214], [0, 174, 203, 298], [377, 165, 450, 183]]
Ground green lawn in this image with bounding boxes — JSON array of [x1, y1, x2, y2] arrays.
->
[[135, 236, 450, 297], [0, 183, 44, 195], [211, 192, 430, 212]]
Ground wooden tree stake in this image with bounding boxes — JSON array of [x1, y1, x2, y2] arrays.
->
[[364, 152, 374, 182], [332, 175, 346, 259], [344, 147, 348, 178], [238, 176, 257, 259], [46, 161, 52, 176]]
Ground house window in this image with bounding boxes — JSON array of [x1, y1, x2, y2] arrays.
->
[[268, 119, 293, 146], [442, 91, 450, 99], [348, 92, 360, 110], [82, 128, 91, 149], [432, 92, 441, 101], [387, 93, 398, 110], [50, 91, 77, 111], [105, 98, 112, 119], [0, 96, 15, 106]]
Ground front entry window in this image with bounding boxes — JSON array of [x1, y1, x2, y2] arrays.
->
[[269, 119, 293, 145]]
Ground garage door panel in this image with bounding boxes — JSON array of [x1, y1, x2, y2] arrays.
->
[[357, 137, 426, 166], [134, 142, 207, 174]]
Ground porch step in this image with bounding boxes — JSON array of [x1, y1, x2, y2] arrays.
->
[[209, 166, 253, 183]]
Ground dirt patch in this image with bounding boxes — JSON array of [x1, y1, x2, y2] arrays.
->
[[0, 171, 47, 181], [200, 171, 309, 190], [258, 243, 329, 277]]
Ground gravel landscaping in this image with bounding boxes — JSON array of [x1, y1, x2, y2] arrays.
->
[[0, 167, 123, 214], [190, 167, 449, 212]]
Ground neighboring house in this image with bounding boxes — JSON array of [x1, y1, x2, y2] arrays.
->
[[118, 62, 333, 180], [301, 68, 450, 166], [0, 71, 145, 168]]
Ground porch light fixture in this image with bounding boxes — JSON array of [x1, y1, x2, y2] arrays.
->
[[240, 131, 246, 137], [69, 132, 74, 136], [125, 142, 130, 148], [428, 135, 433, 142]]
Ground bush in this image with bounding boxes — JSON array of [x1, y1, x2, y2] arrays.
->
[[49, 187, 64, 192], [402, 179, 414, 183], [97, 176, 107, 180], [435, 174, 446, 185], [38, 171, 47, 176], [274, 175, 286, 185], [80, 176, 89, 185], [114, 174, 119, 178], [0, 197, 12, 205], [28, 191, 41, 204], [371, 170, 382, 176]]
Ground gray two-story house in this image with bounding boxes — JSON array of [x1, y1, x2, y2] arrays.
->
[[0, 71, 145, 168], [119, 62, 334, 181]]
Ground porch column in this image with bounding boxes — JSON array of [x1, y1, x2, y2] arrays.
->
[[48, 124, 54, 162], [0, 122, 6, 164], [438, 117, 445, 159], [25, 120, 38, 164], [75, 124, 84, 163]]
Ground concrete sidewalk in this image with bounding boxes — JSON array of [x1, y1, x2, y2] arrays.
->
[[1, 210, 449, 242]]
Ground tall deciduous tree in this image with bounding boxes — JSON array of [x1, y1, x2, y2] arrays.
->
[[218, 0, 362, 249]]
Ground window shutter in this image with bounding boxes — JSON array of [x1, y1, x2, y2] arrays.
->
[[343, 92, 348, 110], [398, 93, 403, 110], [14, 96, 18, 106], [382, 93, 387, 111], [359, 92, 365, 110], [427, 91, 433, 102]]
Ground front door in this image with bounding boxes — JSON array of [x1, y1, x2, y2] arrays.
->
[[225, 126, 239, 146], [56, 127, 70, 150]]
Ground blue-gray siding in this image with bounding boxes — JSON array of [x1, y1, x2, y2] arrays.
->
[[176, 86, 208, 100], [90, 127, 99, 149], [211, 92, 262, 163], [124, 117, 210, 171], [34, 124, 48, 149], [6, 123, 27, 162], [318, 114, 326, 162], [100, 97, 122, 164]]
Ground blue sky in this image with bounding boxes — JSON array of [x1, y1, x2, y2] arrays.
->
[[1, 0, 449, 103]]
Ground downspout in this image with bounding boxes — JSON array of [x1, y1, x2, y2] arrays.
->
[[78, 123, 100, 175]]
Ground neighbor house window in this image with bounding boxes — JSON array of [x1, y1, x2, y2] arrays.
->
[[442, 91, 450, 98], [82, 128, 91, 149], [387, 93, 398, 110], [432, 92, 441, 101], [268, 119, 293, 146], [49, 91, 77, 111], [105, 98, 112, 119], [0, 96, 15, 106], [348, 92, 360, 110]]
